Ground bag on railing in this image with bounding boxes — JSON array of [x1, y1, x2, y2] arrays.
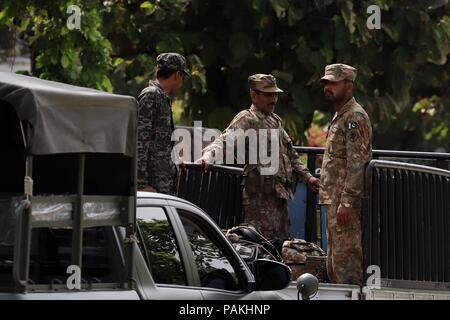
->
[[224, 224, 283, 269], [281, 239, 328, 282]]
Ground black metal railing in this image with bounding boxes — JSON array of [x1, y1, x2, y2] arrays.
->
[[294, 147, 450, 173], [363, 160, 450, 288], [294, 147, 450, 244], [176, 163, 244, 229], [176, 148, 450, 249]]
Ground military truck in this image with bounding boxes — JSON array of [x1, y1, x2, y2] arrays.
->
[[0, 72, 291, 299]]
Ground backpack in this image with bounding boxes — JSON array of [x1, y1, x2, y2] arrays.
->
[[281, 239, 328, 282], [224, 224, 283, 270]]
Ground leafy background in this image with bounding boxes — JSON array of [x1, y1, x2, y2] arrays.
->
[[1, 0, 449, 151]]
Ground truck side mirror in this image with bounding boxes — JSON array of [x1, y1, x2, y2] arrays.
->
[[252, 259, 291, 291], [296, 273, 319, 300]]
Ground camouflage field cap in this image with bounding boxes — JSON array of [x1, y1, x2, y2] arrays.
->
[[156, 52, 190, 77], [320, 64, 357, 82], [248, 74, 284, 93]]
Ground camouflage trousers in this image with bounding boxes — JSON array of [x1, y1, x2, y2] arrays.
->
[[242, 190, 290, 240], [325, 204, 363, 285]]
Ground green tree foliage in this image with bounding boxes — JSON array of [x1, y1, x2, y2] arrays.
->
[[1, 0, 449, 150], [100, 0, 208, 117], [104, 0, 450, 150], [0, 0, 113, 91]]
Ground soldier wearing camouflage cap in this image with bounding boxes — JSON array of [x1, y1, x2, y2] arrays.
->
[[156, 52, 190, 77], [197, 74, 320, 240], [320, 63, 357, 82], [248, 74, 284, 93], [137, 53, 189, 194], [319, 63, 372, 285]]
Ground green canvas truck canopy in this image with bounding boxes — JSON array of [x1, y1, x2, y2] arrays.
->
[[0, 72, 137, 156], [0, 73, 137, 292]]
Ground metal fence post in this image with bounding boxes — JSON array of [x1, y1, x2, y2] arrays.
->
[[305, 153, 317, 243]]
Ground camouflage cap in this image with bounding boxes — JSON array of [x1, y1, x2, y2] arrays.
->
[[248, 74, 284, 93], [320, 64, 357, 82], [156, 52, 190, 77]]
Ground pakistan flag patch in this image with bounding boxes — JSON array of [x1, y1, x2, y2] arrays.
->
[[348, 122, 359, 130]]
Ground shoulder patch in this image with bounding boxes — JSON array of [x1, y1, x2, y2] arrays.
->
[[348, 122, 359, 130]]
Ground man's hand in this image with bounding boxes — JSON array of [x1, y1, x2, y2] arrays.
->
[[195, 157, 210, 172], [337, 204, 354, 226], [138, 186, 157, 192], [306, 176, 320, 193]]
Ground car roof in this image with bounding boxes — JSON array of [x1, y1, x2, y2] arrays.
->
[[137, 191, 203, 211]]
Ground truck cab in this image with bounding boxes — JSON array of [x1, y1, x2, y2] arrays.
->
[[132, 192, 290, 300]]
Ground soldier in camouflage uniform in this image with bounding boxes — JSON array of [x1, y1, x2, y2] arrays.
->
[[319, 64, 372, 285], [137, 53, 189, 195], [197, 74, 320, 240]]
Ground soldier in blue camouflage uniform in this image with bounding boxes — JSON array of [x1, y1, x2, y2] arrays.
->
[[137, 53, 189, 194], [319, 64, 372, 285], [197, 74, 320, 240]]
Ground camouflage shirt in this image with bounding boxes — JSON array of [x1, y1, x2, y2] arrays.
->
[[203, 105, 313, 199], [319, 97, 372, 208], [137, 80, 177, 194]]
